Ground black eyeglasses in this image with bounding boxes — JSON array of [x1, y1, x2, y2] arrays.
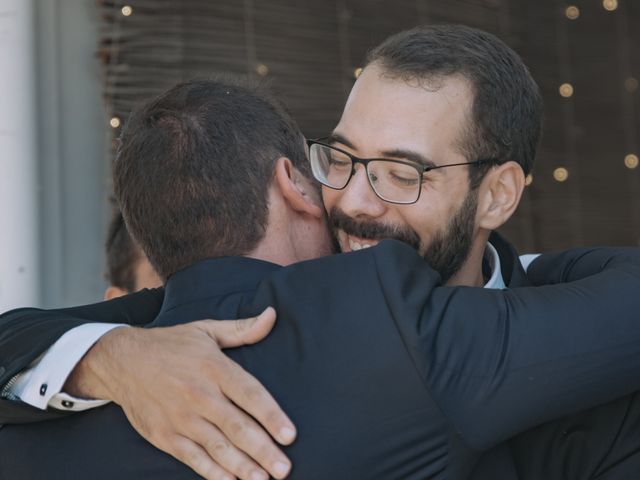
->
[[307, 139, 495, 204]]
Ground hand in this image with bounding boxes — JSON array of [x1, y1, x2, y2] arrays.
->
[[64, 307, 295, 480]]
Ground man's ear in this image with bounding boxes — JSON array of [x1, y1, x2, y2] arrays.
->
[[273, 157, 324, 219], [104, 286, 129, 301], [476, 161, 525, 230]]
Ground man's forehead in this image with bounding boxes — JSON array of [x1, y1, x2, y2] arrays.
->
[[333, 67, 474, 163], [351, 64, 474, 107]]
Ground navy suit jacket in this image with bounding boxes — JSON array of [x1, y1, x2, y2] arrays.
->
[[1, 237, 640, 479]]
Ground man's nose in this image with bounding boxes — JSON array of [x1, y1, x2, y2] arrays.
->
[[338, 164, 387, 219]]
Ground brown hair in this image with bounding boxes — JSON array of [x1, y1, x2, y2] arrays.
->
[[114, 76, 309, 279], [367, 24, 543, 187]]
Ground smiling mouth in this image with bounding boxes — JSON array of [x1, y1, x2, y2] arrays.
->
[[337, 230, 381, 252]]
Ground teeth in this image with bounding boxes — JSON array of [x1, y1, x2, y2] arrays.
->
[[340, 231, 378, 252], [348, 238, 374, 251]]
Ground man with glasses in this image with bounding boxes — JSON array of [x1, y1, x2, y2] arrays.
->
[[2, 25, 640, 480], [307, 137, 497, 285]]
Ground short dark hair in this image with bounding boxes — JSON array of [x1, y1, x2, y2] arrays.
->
[[366, 24, 543, 187], [114, 77, 309, 279], [105, 206, 140, 292]]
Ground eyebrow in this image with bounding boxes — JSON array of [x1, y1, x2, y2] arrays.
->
[[328, 131, 438, 169]]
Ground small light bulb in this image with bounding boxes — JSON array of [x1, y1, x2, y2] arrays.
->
[[565, 6, 580, 20], [354, 67, 363, 79], [553, 167, 569, 182], [255, 64, 269, 76], [603, 0, 618, 11], [121, 5, 133, 16], [525, 174, 533, 186], [624, 154, 639, 169], [109, 117, 121, 128], [559, 83, 574, 98]]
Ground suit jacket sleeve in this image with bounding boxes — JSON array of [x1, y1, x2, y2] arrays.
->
[[372, 241, 640, 452], [0, 289, 164, 405]]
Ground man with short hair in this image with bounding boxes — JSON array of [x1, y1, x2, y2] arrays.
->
[[1, 25, 640, 480], [319, 24, 542, 287]]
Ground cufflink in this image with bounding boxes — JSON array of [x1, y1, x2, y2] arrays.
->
[[39, 384, 47, 396]]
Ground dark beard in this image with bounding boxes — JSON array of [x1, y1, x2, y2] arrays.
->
[[328, 189, 478, 283], [421, 189, 478, 283]]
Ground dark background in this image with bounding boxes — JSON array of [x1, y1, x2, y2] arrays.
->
[[99, 0, 640, 253]]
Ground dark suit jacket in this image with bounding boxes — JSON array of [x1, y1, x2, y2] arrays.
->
[[1, 237, 640, 479]]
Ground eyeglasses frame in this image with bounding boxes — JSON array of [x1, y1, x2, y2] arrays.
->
[[307, 138, 497, 205]]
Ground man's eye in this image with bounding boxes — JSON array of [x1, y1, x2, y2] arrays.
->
[[329, 157, 351, 169], [389, 171, 419, 186]]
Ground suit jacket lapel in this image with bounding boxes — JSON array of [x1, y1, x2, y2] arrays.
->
[[489, 231, 532, 288]]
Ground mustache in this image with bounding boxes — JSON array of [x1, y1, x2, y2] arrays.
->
[[328, 207, 421, 251]]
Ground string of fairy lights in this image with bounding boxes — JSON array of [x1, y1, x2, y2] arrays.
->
[[99, 0, 639, 248], [106, 2, 130, 131], [554, 0, 584, 243], [555, 0, 639, 182], [107, 1, 639, 175]]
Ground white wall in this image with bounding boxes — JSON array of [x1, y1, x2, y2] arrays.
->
[[0, 0, 39, 311], [35, 0, 109, 307], [0, 0, 108, 311]]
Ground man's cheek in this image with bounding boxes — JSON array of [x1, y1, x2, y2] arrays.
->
[[321, 187, 337, 212]]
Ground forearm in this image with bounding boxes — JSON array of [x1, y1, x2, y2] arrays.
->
[[2, 303, 294, 479], [528, 246, 640, 285], [374, 242, 640, 449], [454, 249, 640, 447], [63, 326, 140, 401], [0, 311, 88, 390], [0, 288, 164, 390], [1, 323, 126, 418]]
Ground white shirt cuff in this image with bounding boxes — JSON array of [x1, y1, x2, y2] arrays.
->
[[7, 323, 126, 411], [519, 253, 541, 273]]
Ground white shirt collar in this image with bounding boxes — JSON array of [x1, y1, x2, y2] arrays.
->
[[483, 242, 506, 290]]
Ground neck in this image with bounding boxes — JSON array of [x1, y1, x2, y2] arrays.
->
[[246, 214, 333, 267], [445, 231, 491, 287], [246, 232, 301, 266]]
